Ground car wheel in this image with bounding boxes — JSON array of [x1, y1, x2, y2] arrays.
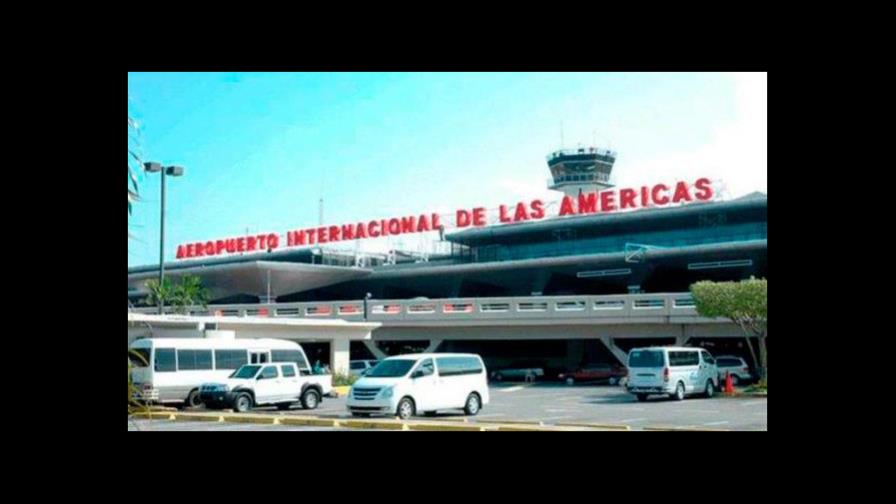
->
[[566, 377, 575, 385], [608, 377, 619, 386], [301, 389, 320, 410], [185, 389, 202, 409], [672, 382, 685, 401], [276, 402, 292, 411], [396, 397, 415, 420], [233, 393, 253, 413], [464, 393, 481, 416], [705, 380, 715, 398], [636, 394, 648, 402]]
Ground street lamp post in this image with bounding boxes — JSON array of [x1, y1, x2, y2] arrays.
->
[[144, 162, 185, 314], [363, 292, 372, 321]]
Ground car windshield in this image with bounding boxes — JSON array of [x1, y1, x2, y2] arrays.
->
[[230, 365, 261, 379], [364, 359, 415, 378], [629, 350, 665, 368]]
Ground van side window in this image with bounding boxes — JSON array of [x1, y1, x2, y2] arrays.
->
[[436, 357, 483, 376], [281, 365, 296, 377], [417, 359, 434, 376], [215, 350, 248, 370], [177, 350, 213, 370], [155, 348, 176, 372], [669, 351, 699, 366], [272, 350, 310, 371], [260, 366, 279, 379]]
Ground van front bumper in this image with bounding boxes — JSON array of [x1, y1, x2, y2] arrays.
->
[[346, 397, 397, 415]]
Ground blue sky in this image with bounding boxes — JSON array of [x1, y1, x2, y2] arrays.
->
[[127, 72, 767, 267]]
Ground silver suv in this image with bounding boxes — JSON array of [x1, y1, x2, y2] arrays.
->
[[714, 356, 754, 385]]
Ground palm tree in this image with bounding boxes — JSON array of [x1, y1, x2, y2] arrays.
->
[[144, 275, 210, 314]]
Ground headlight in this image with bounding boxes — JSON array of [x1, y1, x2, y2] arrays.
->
[[381, 386, 394, 398]]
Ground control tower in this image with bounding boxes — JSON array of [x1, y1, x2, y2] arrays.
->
[[546, 146, 617, 197]]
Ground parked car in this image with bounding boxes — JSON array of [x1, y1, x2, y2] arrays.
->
[[128, 337, 313, 409], [714, 355, 754, 385], [491, 366, 544, 382], [559, 363, 627, 385], [346, 353, 489, 419], [625, 346, 719, 401], [199, 362, 332, 412], [350, 359, 379, 377]]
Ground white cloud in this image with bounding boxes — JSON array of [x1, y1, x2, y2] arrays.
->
[[615, 72, 767, 198]]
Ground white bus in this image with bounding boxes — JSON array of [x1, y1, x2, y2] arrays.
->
[[129, 338, 312, 408]]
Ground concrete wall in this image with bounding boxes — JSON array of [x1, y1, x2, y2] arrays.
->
[[369, 322, 742, 341]]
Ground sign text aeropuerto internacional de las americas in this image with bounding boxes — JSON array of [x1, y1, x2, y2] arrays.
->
[[175, 178, 715, 260]]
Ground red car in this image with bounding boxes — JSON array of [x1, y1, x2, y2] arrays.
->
[[559, 363, 627, 385]]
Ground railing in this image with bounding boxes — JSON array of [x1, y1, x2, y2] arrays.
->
[[548, 172, 611, 186], [131, 292, 708, 324], [547, 148, 616, 160]]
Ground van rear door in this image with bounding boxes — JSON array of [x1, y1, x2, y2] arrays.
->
[[627, 350, 666, 388], [129, 344, 152, 393]]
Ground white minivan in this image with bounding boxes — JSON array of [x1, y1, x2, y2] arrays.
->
[[346, 353, 490, 420], [625, 346, 719, 402], [129, 337, 314, 408]]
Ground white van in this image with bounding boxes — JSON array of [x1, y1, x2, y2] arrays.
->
[[625, 346, 719, 401], [346, 353, 490, 420], [129, 338, 314, 408]]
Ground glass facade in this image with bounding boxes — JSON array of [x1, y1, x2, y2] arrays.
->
[[469, 222, 766, 263]]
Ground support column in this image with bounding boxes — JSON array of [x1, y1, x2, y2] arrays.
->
[[676, 325, 690, 347], [330, 338, 350, 375], [599, 336, 630, 366], [362, 340, 388, 360], [423, 339, 444, 353]]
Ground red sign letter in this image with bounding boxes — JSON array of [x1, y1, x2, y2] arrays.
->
[[652, 184, 670, 205], [456, 209, 471, 228], [559, 196, 576, 216], [694, 177, 713, 201], [473, 207, 486, 227]]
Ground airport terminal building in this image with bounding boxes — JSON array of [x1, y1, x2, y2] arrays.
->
[[128, 148, 767, 375]]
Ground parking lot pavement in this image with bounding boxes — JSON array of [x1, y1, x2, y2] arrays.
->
[[127, 418, 375, 431], [175, 383, 766, 431]]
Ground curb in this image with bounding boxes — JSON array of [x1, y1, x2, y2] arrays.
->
[[279, 416, 342, 428], [555, 422, 631, 431], [131, 411, 638, 432], [407, 422, 489, 431], [642, 426, 730, 432]]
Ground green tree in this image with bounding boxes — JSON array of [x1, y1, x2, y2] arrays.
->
[[144, 277, 174, 308], [171, 275, 210, 313], [690, 277, 767, 386], [144, 275, 210, 314]]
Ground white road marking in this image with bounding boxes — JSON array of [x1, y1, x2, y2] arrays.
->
[[740, 400, 766, 406], [545, 408, 570, 412], [616, 417, 647, 423], [702, 421, 730, 426], [499, 386, 525, 393], [541, 416, 574, 422]]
